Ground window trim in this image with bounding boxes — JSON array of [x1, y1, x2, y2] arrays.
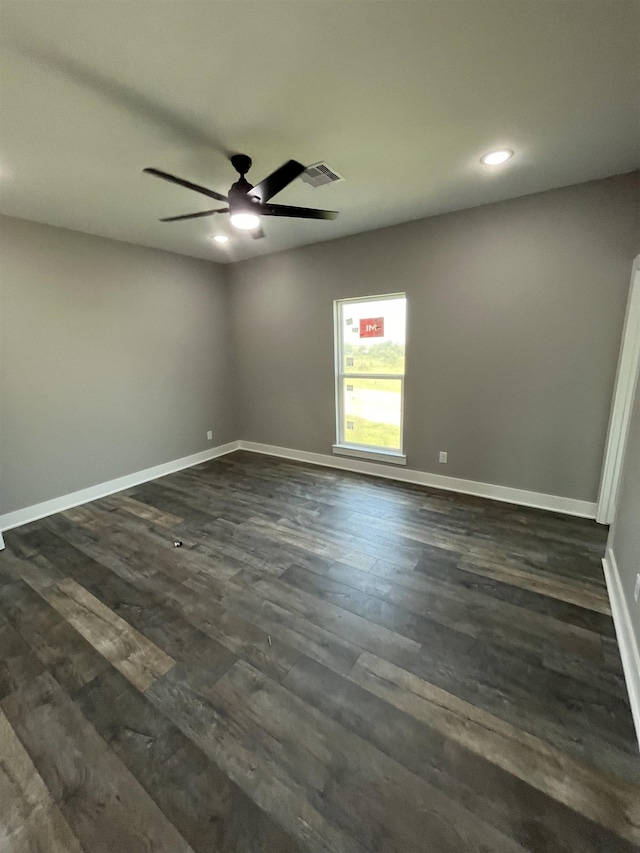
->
[[333, 292, 407, 462], [332, 444, 407, 465]]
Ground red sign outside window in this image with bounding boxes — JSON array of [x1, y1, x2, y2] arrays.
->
[[359, 317, 384, 338]]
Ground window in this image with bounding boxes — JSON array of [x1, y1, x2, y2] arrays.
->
[[334, 293, 407, 463]]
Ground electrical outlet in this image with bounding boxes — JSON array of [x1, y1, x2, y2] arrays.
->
[[439, 451, 447, 463], [634, 573, 640, 604], [206, 430, 213, 441]]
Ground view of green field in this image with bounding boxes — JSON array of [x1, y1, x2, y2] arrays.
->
[[343, 370, 403, 450], [344, 415, 400, 449], [343, 340, 404, 375]]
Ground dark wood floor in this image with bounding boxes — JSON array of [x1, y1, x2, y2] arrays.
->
[[1, 451, 638, 852]]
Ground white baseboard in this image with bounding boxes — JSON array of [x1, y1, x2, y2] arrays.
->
[[0, 437, 598, 551], [237, 441, 598, 518], [0, 441, 240, 546], [602, 548, 640, 750]]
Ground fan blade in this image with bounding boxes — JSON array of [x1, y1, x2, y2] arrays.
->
[[251, 226, 265, 240], [159, 209, 228, 222], [260, 203, 338, 220], [144, 168, 228, 202], [250, 160, 306, 202]]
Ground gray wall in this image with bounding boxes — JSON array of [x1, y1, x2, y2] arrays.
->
[[229, 172, 640, 502], [608, 363, 640, 652], [2, 173, 638, 517], [0, 216, 234, 515]]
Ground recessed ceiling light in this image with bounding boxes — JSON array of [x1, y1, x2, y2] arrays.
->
[[230, 212, 260, 230], [213, 235, 229, 243], [481, 149, 513, 166]]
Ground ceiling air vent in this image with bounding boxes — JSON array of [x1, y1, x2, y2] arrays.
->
[[301, 162, 344, 188]]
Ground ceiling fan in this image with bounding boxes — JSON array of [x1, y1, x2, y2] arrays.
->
[[143, 154, 338, 239]]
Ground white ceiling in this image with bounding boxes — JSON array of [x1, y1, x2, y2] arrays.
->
[[1, 1, 638, 263]]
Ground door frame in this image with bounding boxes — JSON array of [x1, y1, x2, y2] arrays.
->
[[597, 256, 640, 524]]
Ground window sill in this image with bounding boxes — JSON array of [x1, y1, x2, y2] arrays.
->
[[332, 445, 407, 466]]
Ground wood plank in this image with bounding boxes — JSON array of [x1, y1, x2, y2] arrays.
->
[[289, 560, 606, 665], [76, 667, 303, 852], [0, 611, 45, 701], [1, 671, 195, 852], [245, 516, 378, 572], [16, 558, 175, 691], [61, 503, 113, 532], [11, 536, 239, 697], [52, 576, 176, 690], [164, 580, 303, 682], [150, 658, 530, 853], [200, 515, 338, 577], [410, 550, 616, 637], [283, 654, 638, 852], [349, 651, 640, 844], [268, 508, 426, 570], [211, 662, 521, 853], [0, 547, 34, 589], [185, 570, 362, 677], [146, 666, 359, 853], [306, 561, 624, 698], [277, 564, 626, 730], [130, 482, 218, 530], [408, 625, 638, 782], [274, 565, 637, 780], [0, 706, 84, 853], [86, 512, 245, 584], [102, 493, 183, 528], [45, 514, 205, 585], [458, 557, 612, 614], [237, 572, 421, 663], [17, 525, 300, 686], [0, 579, 109, 694], [347, 508, 611, 611]]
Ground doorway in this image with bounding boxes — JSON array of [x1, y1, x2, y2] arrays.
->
[[597, 257, 640, 524]]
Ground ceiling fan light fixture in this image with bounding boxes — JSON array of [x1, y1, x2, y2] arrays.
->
[[230, 211, 261, 230], [481, 149, 513, 166], [145, 155, 338, 237]]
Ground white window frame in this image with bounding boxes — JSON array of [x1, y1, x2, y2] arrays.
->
[[333, 292, 407, 465]]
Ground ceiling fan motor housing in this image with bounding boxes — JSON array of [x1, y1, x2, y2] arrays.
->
[[229, 177, 259, 212], [230, 153, 252, 176], [229, 155, 258, 213]]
